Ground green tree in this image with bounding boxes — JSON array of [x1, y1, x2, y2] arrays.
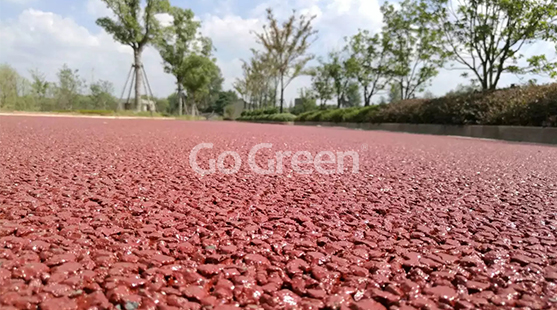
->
[[200, 70, 224, 112], [182, 54, 220, 115], [96, 0, 170, 111], [235, 52, 272, 110], [233, 79, 248, 109], [346, 30, 393, 106], [309, 63, 334, 107], [156, 6, 202, 115], [90, 80, 117, 110], [322, 51, 353, 108], [166, 92, 179, 114], [56, 64, 84, 110], [254, 8, 318, 113], [381, 0, 448, 100], [388, 83, 402, 103], [249, 51, 277, 108], [0, 64, 20, 109], [29, 68, 50, 102], [155, 97, 169, 113], [343, 82, 362, 107], [210, 90, 238, 115], [432, 0, 557, 89]]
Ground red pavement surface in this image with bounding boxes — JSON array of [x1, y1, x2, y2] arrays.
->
[[0, 115, 556, 310]]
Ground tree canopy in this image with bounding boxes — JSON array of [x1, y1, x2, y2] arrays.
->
[[253, 8, 318, 112], [431, 0, 557, 89]]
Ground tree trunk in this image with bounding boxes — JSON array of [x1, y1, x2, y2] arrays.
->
[[279, 75, 284, 113], [134, 48, 143, 112], [177, 82, 183, 116], [364, 86, 370, 106], [273, 77, 279, 107]]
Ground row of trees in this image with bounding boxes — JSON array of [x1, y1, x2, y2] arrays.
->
[[233, 9, 318, 113], [238, 0, 557, 111], [96, 0, 230, 115], [311, 0, 557, 108], [1, 0, 238, 115], [0, 64, 118, 111], [0, 62, 238, 115], [2, 0, 556, 115]]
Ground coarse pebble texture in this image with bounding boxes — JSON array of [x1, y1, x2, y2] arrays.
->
[[0, 115, 556, 310]]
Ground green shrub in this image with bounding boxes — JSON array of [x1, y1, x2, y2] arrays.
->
[[262, 107, 279, 115], [268, 113, 296, 122], [296, 110, 321, 121], [349, 105, 381, 122], [77, 109, 114, 116], [241, 107, 280, 117], [238, 113, 296, 122], [294, 83, 557, 127], [295, 106, 381, 123]]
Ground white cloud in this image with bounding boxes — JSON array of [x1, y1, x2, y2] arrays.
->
[[0, 0, 554, 107], [86, 0, 112, 19], [201, 0, 385, 105], [201, 14, 261, 59], [0, 8, 174, 98]]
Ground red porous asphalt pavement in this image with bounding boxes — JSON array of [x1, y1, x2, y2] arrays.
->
[[0, 115, 556, 310]]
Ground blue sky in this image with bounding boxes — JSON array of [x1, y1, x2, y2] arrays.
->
[[1, 0, 554, 105]]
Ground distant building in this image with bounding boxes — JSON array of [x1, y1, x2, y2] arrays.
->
[[121, 98, 156, 112], [139, 98, 156, 112], [294, 98, 303, 107]]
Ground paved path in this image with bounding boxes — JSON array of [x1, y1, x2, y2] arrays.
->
[[1, 115, 556, 309]]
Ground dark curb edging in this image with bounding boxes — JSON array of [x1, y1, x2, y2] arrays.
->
[[293, 121, 557, 145], [237, 120, 294, 125]]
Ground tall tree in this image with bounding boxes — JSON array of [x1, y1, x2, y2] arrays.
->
[[96, 0, 170, 111], [388, 83, 402, 103], [90, 80, 117, 110], [29, 68, 50, 102], [233, 79, 248, 109], [322, 51, 353, 108], [181, 53, 220, 115], [343, 82, 362, 107], [56, 64, 84, 110], [210, 90, 238, 115], [346, 30, 393, 106], [431, 0, 557, 89], [309, 63, 334, 107], [254, 8, 318, 113], [156, 6, 201, 115], [235, 51, 276, 110], [381, 0, 449, 100], [0, 64, 20, 109], [201, 70, 224, 112]]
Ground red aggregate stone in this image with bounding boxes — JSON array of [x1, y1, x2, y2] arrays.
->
[[1, 116, 556, 309]]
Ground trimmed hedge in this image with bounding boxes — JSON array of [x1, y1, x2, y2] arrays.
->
[[295, 83, 557, 127], [296, 106, 382, 123], [241, 107, 280, 117], [238, 113, 296, 122]]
